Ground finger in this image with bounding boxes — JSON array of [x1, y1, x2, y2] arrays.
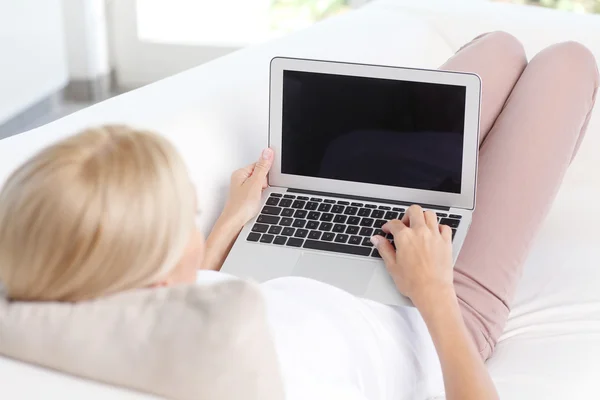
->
[[231, 164, 255, 185], [370, 235, 395, 265], [249, 148, 274, 184], [382, 219, 407, 236], [423, 210, 438, 230], [406, 205, 425, 228], [439, 224, 452, 242]]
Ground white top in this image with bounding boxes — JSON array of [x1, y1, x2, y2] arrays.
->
[[197, 271, 444, 400]]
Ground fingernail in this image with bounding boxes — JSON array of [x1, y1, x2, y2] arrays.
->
[[370, 236, 379, 246], [262, 148, 273, 160]]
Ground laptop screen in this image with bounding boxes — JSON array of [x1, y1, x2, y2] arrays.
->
[[280, 70, 467, 194]]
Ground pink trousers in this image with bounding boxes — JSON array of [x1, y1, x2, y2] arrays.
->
[[443, 32, 599, 360]]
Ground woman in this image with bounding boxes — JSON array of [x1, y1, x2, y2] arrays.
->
[[0, 32, 597, 399]]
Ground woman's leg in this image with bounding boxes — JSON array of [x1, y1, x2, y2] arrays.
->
[[440, 31, 528, 142], [444, 37, 599, 360]]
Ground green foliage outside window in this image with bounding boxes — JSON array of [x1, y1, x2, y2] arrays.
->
[[497, 0, 600, 13]]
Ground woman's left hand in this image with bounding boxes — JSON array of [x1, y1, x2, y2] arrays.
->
[[221, 148, 274, 228]]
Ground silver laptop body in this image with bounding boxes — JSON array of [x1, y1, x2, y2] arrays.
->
[[222, 57, 481, 306]]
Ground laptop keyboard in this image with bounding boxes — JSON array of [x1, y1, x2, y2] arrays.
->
[[247, 193, 461, 258]]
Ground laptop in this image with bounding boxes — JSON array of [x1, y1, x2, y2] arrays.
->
[[221, 57, 481, 306]]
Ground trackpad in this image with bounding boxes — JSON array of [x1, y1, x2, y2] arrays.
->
[[292, 252, 375, 296]]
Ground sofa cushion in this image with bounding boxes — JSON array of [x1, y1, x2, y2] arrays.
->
[[0, 280, 283, 400]]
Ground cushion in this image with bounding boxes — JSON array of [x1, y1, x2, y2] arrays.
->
[[0, 280, 284, 400]]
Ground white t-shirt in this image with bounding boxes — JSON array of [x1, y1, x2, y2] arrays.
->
[[197, 271, 445, 400]]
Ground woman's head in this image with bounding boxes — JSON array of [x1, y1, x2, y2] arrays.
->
[[0, 125, 202, 302]]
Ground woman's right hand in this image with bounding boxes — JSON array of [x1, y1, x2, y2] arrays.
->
[[370, 204, 455, 307]]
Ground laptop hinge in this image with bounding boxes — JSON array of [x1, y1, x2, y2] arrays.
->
[[287, 188, 451, 211]]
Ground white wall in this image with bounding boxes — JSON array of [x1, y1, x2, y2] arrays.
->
[[62, 0, 111, 80], [0, 0, 68, 123]]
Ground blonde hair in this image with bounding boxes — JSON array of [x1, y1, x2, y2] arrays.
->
[[0, 125, 196, 302]]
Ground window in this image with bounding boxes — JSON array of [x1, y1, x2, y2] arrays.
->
[[493, 0, 600, 14], [137, 0, 353, 47]]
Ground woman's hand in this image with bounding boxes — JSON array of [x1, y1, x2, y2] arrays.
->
[[201, 148, 274, 272], [222, 148, 274, 227], [370, 204, 455, 308], [373, 205, 499, 400]]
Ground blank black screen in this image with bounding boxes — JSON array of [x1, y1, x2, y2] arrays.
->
[[280, 70, 466, 194]]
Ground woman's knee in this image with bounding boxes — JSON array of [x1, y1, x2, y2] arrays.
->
[[476, 31, 526, 64], [533, 41, 599, 86]]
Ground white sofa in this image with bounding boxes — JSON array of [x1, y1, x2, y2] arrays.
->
[[1, 1, 599, 398]]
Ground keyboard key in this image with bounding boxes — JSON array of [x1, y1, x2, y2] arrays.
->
[[333, 215, 347, 223], [392, 207, 405, 212], [358, 208, 371, 217], [282, 227, 295, 236], [320, 213, 334, 222], [373, 229, 386, 237], [252, 223, 269, 233], [361, 237, 373, 247], [319, 222, 333, 231], [359, 227, 374, 236], [333, 224, 346, 233], [359, 218, 374, 227], [292, 219, 306, 228], [279, 199, 292, 207], [273, 236, 287, 245], [452, 228, 457, 239], [292, 200, 306, 209], [384, 211, 399, 220], [365, 204, 377, 209], [378, 205, 391, 210], [257, 214, 280, 225], [373, 219, 386, 228], [347, 217, 361, 225], [247, 232, 261, 242], [440, 218, 460, 228], [371, 249, 381, 258], [283, 194, 296, 199], [318, 203, 332, 212], [322, 232, 335, 241], [324, 199, 336, 204], [449, 214, 463, 219], [346, 225, 359, 234], [307, 220, 319, 230], [307, 211, 320, 220], [436, 212, 447, 217], [260, 234, 274, 244], [308, 230, 322, 240], [337, 201, 350, 205], [287, 238, 304, 247], [348, 236, 362, 245], [334, 234, 349, 243], [371, 210, 384, 218], [332, 205, 345, 214], [303, 239, 371, 256], [268, 225, 282, 235], [344, 207, 358, 216], [281, 208, 294, 217], [297, 196, 309, 201], [279, 217, 293, 226], [266, 197, 280, 206], [310, 197, 323, 202], [271, 193, 283, 197], [295, 229, 308, 238], [351, 202, 363, 207], [261, 206, 281, 215], [293, 210, 307, 218], [304, 202, 319, 211]]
